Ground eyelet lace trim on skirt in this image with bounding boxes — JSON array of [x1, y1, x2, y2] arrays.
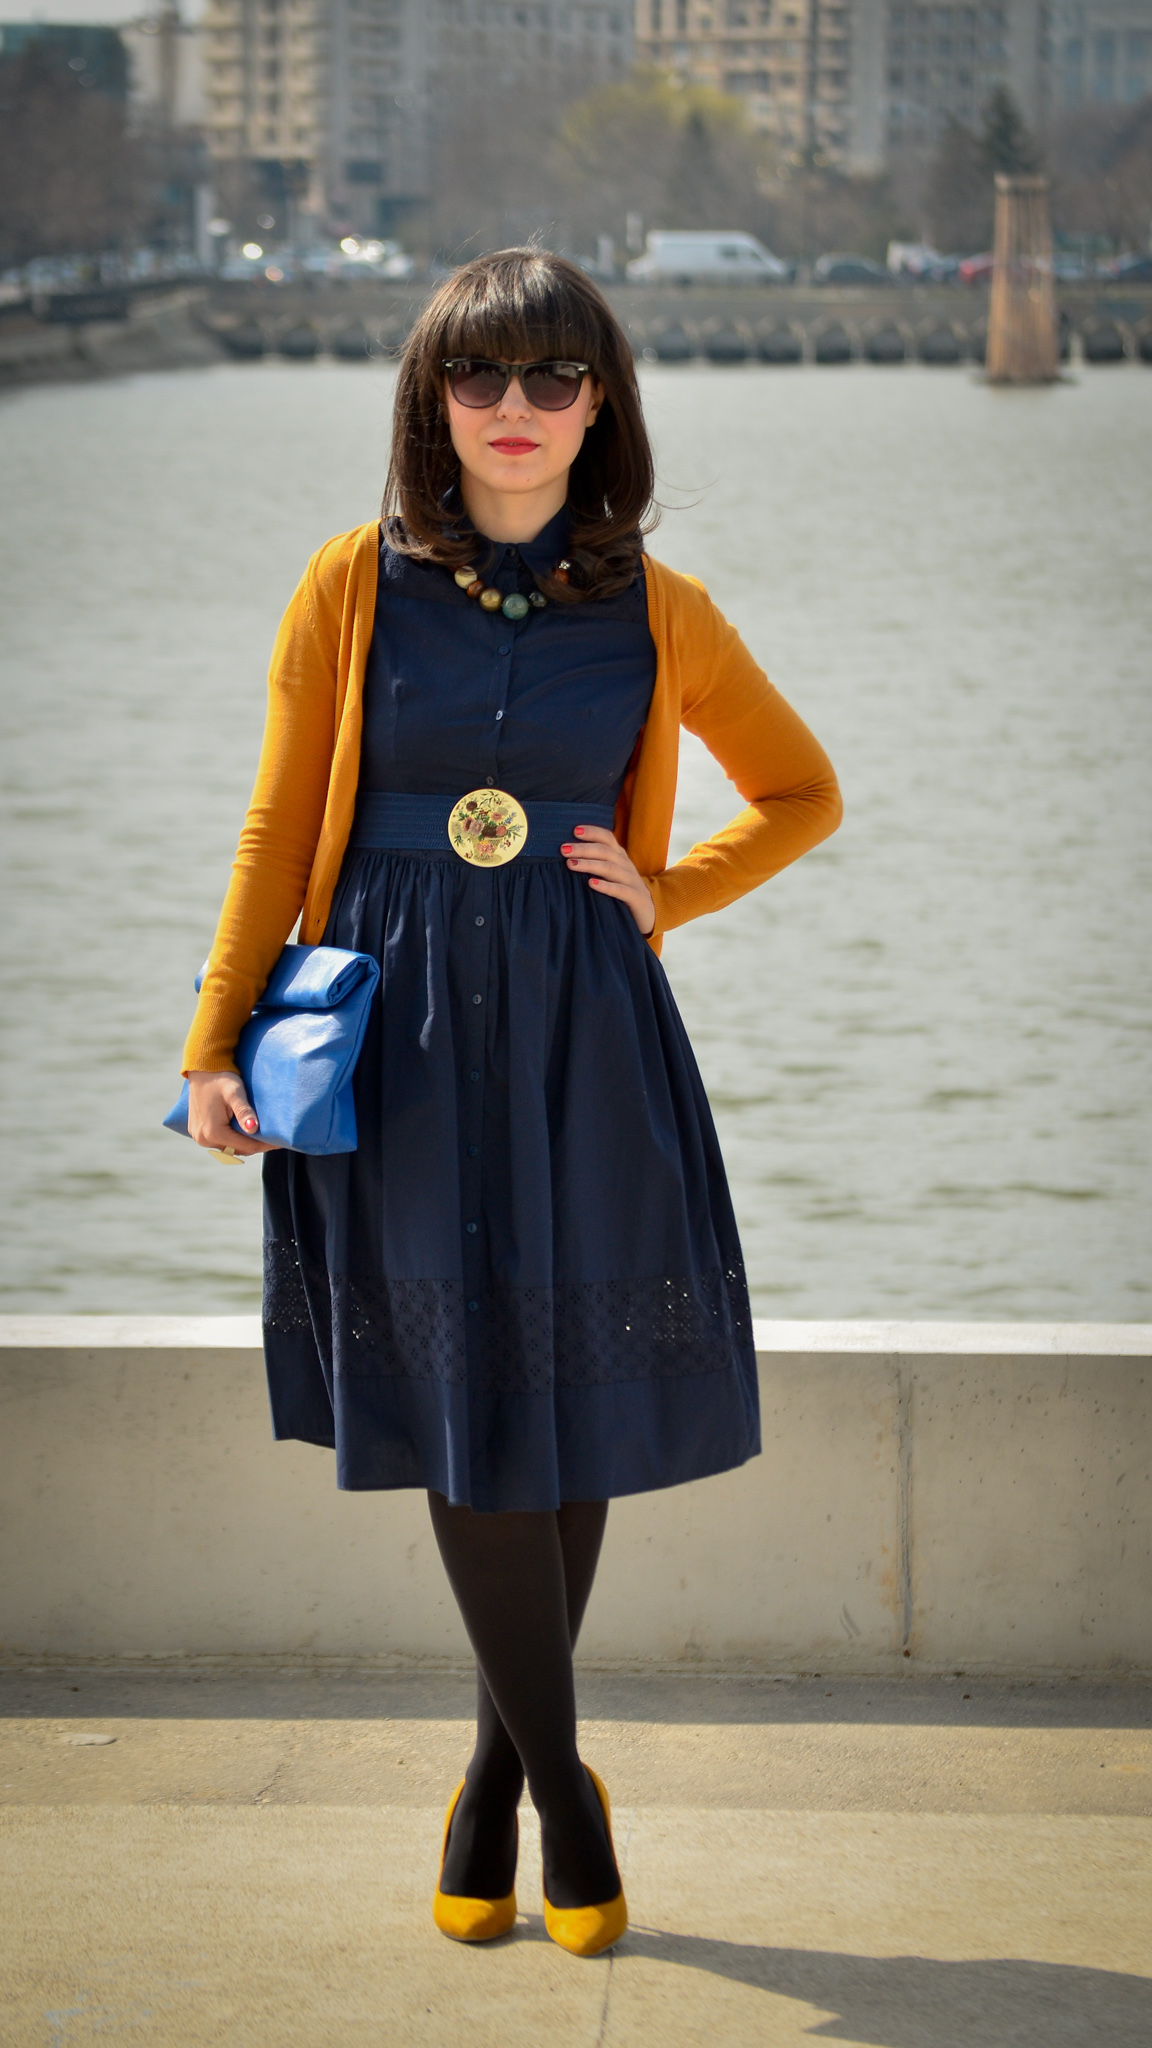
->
[[264, 1238, 751, 1395]]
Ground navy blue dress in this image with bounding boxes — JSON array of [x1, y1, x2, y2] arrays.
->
[[261, 511, 760, 1511]]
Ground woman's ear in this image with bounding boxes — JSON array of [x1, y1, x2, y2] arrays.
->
[[586, 379, 606, 427]]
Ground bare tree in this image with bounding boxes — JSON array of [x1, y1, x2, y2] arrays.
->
[[1049, 97, 1152, 253], [927, 119, 993, 250], [553, 71, 773, 250]]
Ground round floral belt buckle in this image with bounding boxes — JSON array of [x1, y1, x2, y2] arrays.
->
[[448, 788, 529, 866]]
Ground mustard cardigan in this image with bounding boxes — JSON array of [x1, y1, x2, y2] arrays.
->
[[182, 522, 842, 1076]]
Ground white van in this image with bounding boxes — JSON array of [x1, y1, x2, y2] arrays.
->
[[625, 231, 790, 284]]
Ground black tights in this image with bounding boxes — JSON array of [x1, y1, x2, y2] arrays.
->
[[427, 1493, 618, 1909]]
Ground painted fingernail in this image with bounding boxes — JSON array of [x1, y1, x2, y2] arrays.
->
[[574, 826, 585, 836], [243, 1117, 257, 1130]]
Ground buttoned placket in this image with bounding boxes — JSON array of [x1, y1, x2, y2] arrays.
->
[[459, 543, 532, 1330]]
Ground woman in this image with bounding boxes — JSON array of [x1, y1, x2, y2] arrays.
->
[[182, 249, 841, 1956]]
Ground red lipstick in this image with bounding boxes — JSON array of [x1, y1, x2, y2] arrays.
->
[[489, 437, 538, 454]]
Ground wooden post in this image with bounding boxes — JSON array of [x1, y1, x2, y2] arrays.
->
[[986, 173, 1058, 384]]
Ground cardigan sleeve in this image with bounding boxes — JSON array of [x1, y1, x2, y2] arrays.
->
[[644, 583, 842, 937], [179, 546, 342, 1076]]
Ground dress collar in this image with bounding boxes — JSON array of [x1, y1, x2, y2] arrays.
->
[[512, 505, 570, 575], [462, 504, 570, 577]]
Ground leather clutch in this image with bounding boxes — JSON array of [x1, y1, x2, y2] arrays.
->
[[164, 943, 380, 1155]]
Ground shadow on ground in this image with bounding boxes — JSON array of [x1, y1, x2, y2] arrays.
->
[[3, 1669, 1150, 1729], [516, 1918, 1151, 2046]]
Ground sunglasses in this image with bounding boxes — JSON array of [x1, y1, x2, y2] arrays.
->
[[442, 357, 590, 411]]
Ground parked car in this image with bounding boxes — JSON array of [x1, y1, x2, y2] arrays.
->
[[1107, 253, 1152, 283], [886, 240, 958, 281], [626, 231, 790, 284], [812, 254, 892, 286], [959, 252, 994, 285]]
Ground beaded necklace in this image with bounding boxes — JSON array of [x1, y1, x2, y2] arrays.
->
[[452, 557, 571, 621]]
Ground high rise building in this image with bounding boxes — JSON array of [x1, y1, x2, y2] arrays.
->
[[855, 0, 1048, 163], [634, 0, 1051, 171], [1050, 0, 1152, 108], [200, 0, 634, 238], [633, 0, 854, 161]]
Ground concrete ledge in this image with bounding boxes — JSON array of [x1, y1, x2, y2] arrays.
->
[[1, 1319, 1148, 1675]]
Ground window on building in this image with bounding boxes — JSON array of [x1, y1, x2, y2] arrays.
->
[[1092, 29, 1115, 98], [676, 0, 688, 27], [1122, 29, 1149, 100]]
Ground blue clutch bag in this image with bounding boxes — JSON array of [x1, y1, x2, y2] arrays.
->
[[163, 943, 380, 1156]]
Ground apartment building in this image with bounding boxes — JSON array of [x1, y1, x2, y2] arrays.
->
[[634, 0, 1049, 170], [634, 0, 854, 159], [859, 0, 1047, 160], [1050, 0, 1152, 107], [200, 0, 633, 236]]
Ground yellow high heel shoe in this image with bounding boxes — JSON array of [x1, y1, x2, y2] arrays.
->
[[432, 1780, 518, 1942], [542, 1766, 628, 1957]]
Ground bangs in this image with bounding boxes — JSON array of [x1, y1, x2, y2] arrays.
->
[[439, 253, 604, 367]]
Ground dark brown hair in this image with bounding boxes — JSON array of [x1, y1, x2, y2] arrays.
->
[[382, 248, 657, 602]]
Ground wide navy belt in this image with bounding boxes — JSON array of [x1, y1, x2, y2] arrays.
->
[[350, 790, 616, 866]]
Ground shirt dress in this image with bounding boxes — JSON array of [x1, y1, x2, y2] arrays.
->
[[260, 509, 761, 1511]]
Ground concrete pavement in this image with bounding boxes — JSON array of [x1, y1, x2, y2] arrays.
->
[[2, 1668, 1150, 2046]]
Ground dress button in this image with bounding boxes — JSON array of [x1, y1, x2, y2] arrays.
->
[[485, 777, 494, 787], [472, 993, 482, 1006], [466, 1221, 478, 1235], [467, 1144, 478, 1157], [497, 644, 510, 656], [467, 1299, 479, 1312], [474, 915, 485, 927], [469, 1069, 480, 1082], [495, 709, 504, 721]]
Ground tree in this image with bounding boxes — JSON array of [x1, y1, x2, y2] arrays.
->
[[923, 90, 1043, 253], [553, 71, 773, 249], [1048, 97, 1152, 253], [980, 87, 1040, 177], [0, 45, 143, 264]]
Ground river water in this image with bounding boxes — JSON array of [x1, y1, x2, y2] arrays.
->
[[1, 359, 1149, 1319]]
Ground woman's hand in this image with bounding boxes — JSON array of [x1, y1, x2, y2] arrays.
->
[[186, 1072, 281, 1157], [561, 825, 657, 936]]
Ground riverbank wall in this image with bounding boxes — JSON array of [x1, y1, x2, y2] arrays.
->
[[1, 1317, 1147, 1676], [3, 279, 1152, 389]]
